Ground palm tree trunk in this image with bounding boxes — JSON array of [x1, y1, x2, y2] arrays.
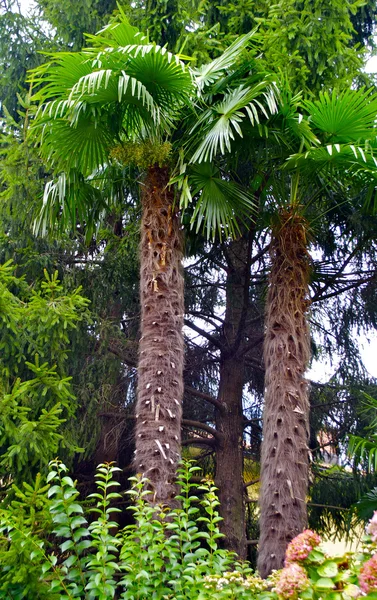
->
[[257, 210, 311, 577], [135, 165, 184, 505]]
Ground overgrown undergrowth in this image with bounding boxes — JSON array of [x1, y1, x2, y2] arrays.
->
[[1, 461, 377, 600]]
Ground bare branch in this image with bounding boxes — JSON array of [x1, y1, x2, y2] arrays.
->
[[185, 385, 223, 411], [244, 478, 260, 490], [311, 275, 374, 304], [183, 419, 223, 442], [182, 437, 216, 447], [184, 319, 224, 350]]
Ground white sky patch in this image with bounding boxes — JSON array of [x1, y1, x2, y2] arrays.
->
[[18, 0, 35, 14], [360, 337, 377, 377], [365, 54, 377, 74]]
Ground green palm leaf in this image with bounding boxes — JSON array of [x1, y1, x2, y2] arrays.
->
[[305, 88, 377, 143], [85, 7, 146, 48], [34, 170, 108, 243], [30, 15, 193, 178], [190, 83, 277, 163], [180, 162, 256, 240], [285, 142, 377, 178], [194, 29, 258, 92], [282, 88, 377, 192], [30, 52, 96, 101], [35, 107, 115, 175], [349, 434, 377, 472]]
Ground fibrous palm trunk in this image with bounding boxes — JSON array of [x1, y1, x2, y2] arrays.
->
[[135, 165, 184, 505], [257, 210, 311, 578]]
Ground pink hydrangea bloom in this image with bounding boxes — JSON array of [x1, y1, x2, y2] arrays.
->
[[366, 511, 377, 543], [359, 554, 377, 594], [285, 529, 321, 565], [275, 564, 309, 599]]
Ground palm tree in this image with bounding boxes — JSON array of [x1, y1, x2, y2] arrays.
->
[[257, 87, 377, 576], [30, 14, 275, 506], [30, 15, 192, 504], [174, 53, 277, 554]]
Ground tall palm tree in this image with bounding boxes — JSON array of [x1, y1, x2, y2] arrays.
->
[[173, 53, 277, 553], [30, 14, 275, 505], [257, 87, 377, 576], [30, 16, 192, 504]]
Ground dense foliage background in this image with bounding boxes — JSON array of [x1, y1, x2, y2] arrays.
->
[[2, 0, 377, 587]]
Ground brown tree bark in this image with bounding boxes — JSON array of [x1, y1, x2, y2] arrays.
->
[[215, 236, 249, 559], [257, 210, 311, 577], [135, 165, 184, 505]]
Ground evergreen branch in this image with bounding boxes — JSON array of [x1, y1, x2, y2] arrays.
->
[[311, 275, 374, 303], [184, 319, 224, 350]]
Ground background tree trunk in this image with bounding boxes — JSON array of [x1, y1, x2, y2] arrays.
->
[[257, 211, 311, 577], [215, 236, 249, 559], [135, 165, 184, 505]]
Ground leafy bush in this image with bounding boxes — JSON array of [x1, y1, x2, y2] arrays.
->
[[0, 461, 262, 599], [3, 460, 377, 600]]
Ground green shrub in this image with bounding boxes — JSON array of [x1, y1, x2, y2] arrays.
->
[[3, 460, 377, 600], [0, 461, 259, 599]]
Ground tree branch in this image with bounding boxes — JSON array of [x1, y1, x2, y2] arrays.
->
[[244, 478, 260, 490], [241, 335, 265, 357], [188, 310, 224, 326], [182, 437, 216, 447], [185, 385, 223, 412], [183, 419, 223, 442], [246, 540, 259, 545], [312, 242, 363, 301], [184, 319, 224, 350], [106, 337, 138, 368], [308, 503, 349, 511], [99, 412, 134, 419], [311, 275, 374, 303]]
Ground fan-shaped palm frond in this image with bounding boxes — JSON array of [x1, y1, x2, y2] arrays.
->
[[281, 88, 377, 195], [190, 82, 277, 163], [285, 142, 377, 173], [30, 52, 96, 101], [34, 170, 108, 243], [354, 487, 377, 521], [35, 106, 116, 175], [269, 86, 319, 149], [177, 162, 256, 240], [30, 15, 193, 179], [349, 434, 377, 472], [85, 6, 146, 48], [34, 162, 134, 243], [305, 89, 377, 143], [194, 29, 258, 92]]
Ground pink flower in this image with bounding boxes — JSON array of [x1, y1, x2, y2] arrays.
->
[[366, 511, 377, 543], [275, 564, 309, 599], [285, 529, 321, 565], [359, 554, 377, 593]]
